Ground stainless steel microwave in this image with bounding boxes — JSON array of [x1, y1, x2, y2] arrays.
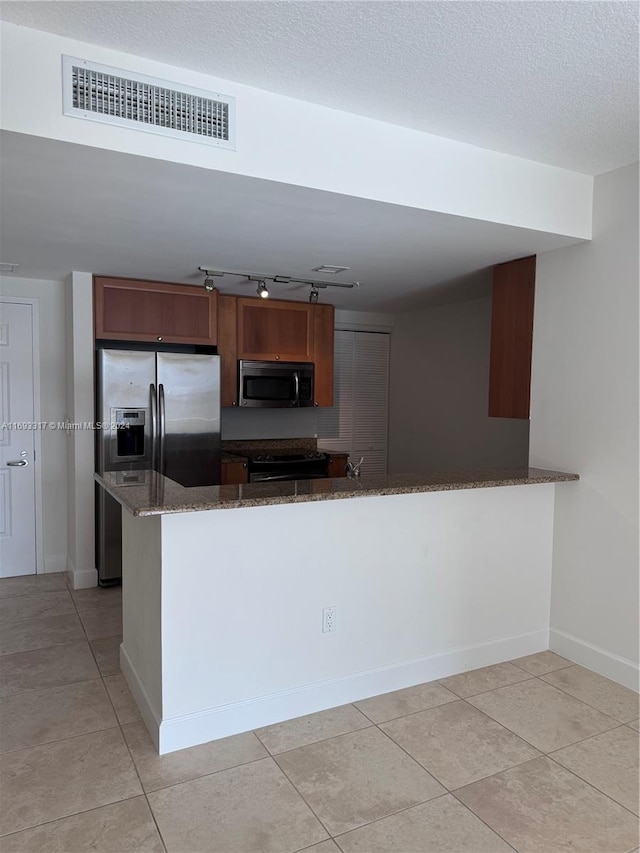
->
[[238, 360, 314, 407]]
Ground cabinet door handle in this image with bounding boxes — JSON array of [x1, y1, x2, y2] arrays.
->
[[293, 371, 300, 406]]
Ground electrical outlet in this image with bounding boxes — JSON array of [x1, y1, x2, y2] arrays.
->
[[322, 605, 336, 633]]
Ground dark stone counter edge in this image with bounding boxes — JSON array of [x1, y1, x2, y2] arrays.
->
[[95, 468, 579, 518]]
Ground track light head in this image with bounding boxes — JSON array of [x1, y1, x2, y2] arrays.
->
[[257, 280, 270, 299], [203, 275, 216, 292], [309, 287, 319, 304]]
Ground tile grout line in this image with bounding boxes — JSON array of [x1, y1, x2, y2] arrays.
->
[[373, 707, 542, 786], [459, 679, 624, 755], [259, 709, 463, 842], [276, 715, 522, 848], [433, 674, 535, 701], [134, 752, 271, 796], [368, 708, 546, 852], [328, 792, 453, 850], [0, 724, 123, 759], [353, 696, 460, 727], [270, 750, 337, 840], [0, 641, 103, 698], [118, 725, 169, 853], [545, 746, 640, 820], [255, 723, 377, 758], [0, 795, 157, 842], [447, 788, 520, 852], [510, 658, 576, 676], [444, 743, 640, 830], [535, 672, 639, 725], [360, 681, 638, 838]]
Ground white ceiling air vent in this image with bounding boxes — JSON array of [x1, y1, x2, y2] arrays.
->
[[62, 56, 236, 149]]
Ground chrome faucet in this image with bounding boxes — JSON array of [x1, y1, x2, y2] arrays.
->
[[346, 457, 364, 478]]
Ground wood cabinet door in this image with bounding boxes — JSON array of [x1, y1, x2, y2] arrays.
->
[[237, 298, 314, 362], [218, 294, 238, 407], [221, 459, 248, 485], [312, 304, 334, 406], [327, 454, 348, 478], [94, 277, 218, 345], [488, 256, 536, 419]]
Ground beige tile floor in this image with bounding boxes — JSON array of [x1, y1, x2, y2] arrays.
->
[[0, 573, 638, 853]]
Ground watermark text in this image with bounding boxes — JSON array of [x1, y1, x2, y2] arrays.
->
[[1, 421, 125, 431]]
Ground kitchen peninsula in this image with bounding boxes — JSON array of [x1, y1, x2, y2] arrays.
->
[[98, 467, 578, 754]]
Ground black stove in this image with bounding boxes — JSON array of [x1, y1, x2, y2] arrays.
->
[[246, 451, 329, 483]]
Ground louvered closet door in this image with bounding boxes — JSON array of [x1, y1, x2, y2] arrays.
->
[[352, 332, 389, 475], [317, 330, 390, 475]]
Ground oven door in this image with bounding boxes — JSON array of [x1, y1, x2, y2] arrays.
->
[[248, 453, 329, 482], [239, 361, 314, 408], [250, 472, 328, 483]]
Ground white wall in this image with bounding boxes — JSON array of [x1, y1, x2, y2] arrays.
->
[[530, 162, 639, 690], [0, 275, 68, 572], [65, 272, 96, 589], [0, 22, 593, 238], [389, 295, 530, 474]]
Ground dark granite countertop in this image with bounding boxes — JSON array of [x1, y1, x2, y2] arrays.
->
[[96, 467, 579, 517], [221, 452, 246, 463]]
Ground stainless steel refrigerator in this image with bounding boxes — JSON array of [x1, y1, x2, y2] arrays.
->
[[95, 348, 221, 585]]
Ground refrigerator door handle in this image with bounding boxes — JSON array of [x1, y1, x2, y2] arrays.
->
[[150, 383, 157, 469], [158, 383, 166, 475]]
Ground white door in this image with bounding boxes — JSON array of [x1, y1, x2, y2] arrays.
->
[[0, 301, 37, 577]]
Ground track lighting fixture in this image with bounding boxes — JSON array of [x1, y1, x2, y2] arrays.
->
[[198, 265, 361, 297], [198, 267, 223, 292]]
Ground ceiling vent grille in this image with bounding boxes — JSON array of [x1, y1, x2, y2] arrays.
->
[[62, 56, 235, 149]]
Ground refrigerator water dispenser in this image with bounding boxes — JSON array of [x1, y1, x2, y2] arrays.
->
[[113, 409, 146, 459]]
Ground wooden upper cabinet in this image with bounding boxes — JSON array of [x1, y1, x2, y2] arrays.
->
[[217, 294, 335, 407], [218, 294, 239, 407], [488, 256, 536, 419], [312, 303, 334, 407], [94, 276, 218, 345], [237, 298, 314, 362]]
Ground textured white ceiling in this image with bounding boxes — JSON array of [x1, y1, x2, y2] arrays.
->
[[0, 132, 581, 312], [1, 1, 637, 175]]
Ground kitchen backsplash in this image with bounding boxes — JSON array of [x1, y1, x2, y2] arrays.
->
[[221, 407, 319, 440]]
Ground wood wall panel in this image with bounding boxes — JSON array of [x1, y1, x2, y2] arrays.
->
[[312, 303, 335, 406], [218, 294, 238, 407], [488, 255, 536, 419]]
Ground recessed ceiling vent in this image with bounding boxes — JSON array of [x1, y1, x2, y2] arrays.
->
[[62, 56, 235, 149]]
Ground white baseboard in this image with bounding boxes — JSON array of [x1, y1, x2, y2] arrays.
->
[[120, 645, 162, 750], [65, 557, 98, 590], [550, 628, 639, 692], [153, 627, 549, 754], [43, 554, 67, 574]]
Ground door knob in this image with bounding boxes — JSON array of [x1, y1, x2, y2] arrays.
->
[[7, 459, 28, 467]]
